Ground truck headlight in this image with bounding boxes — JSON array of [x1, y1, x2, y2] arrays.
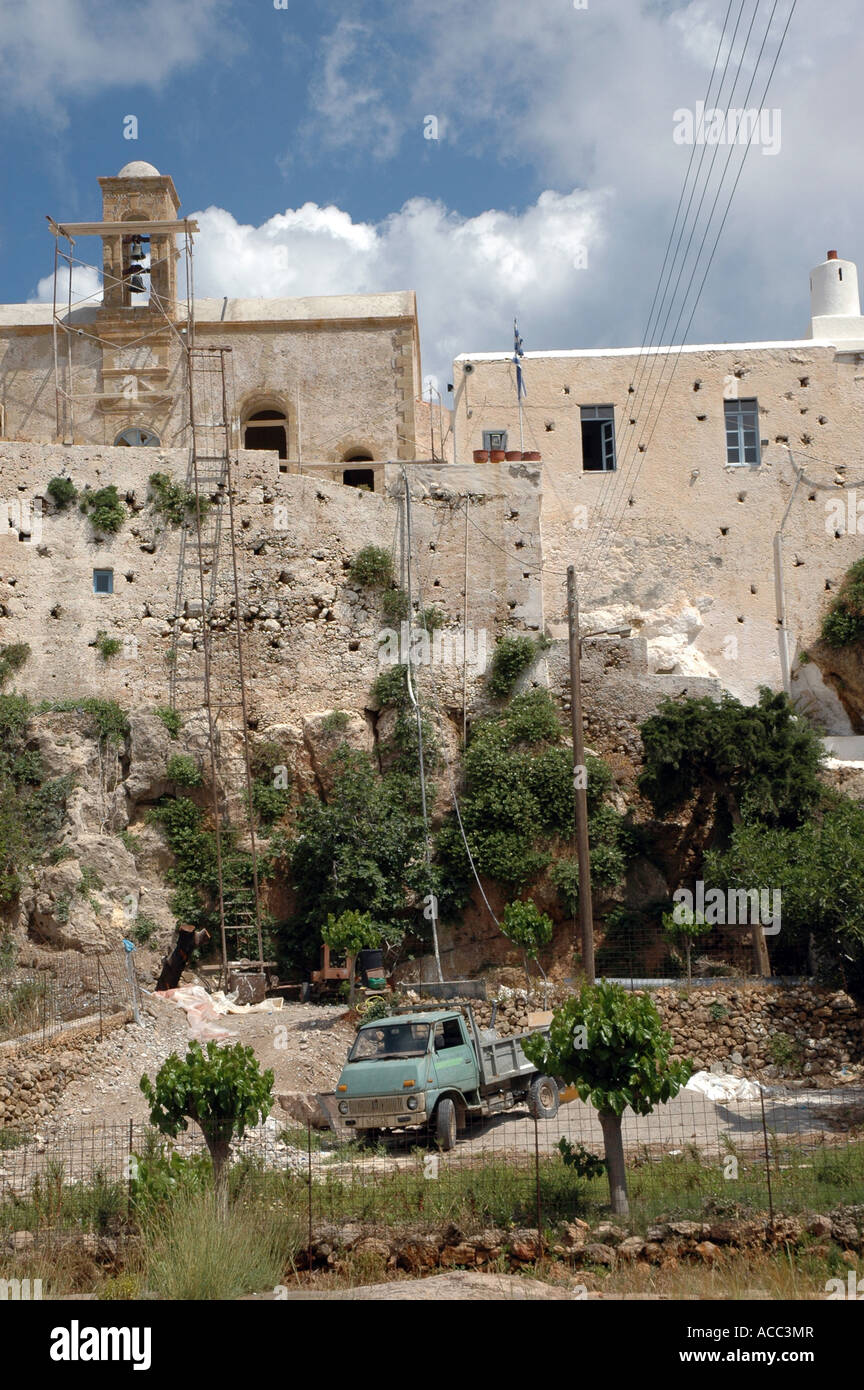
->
[[338, 1100, 349, 1115], [406, 1095, 419, 1111]]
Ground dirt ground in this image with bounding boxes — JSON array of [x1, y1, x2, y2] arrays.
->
[[45, 993, 352, 1135]]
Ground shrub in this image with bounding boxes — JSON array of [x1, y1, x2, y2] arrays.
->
[[322, 710, 350, 734], [821, 558, 864, 648], [419, 606, 444, 633], [381, 587, 410, 623], [46, 476, 77, 509], [371, 664, 410, 709], [166, 754, 202, 788], [130, 914, 159, 946], [487, 634, 545, 698], [148, 472, 204, 526], [95, 631, 123, 661], [39, 698, 130, 745], [80, 484, 126, 534], [350, 545, 393, 588], [0, 643, 30, 689], [155, 706, 183, 739], [250, 778, 291, 826]]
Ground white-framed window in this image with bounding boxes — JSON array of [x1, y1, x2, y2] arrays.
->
[[581, 405, 616, 472], [115, 426, 160, 447], [724, 398, 761, 465]]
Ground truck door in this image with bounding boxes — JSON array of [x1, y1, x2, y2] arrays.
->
[[431, 1017, 478, 1099]]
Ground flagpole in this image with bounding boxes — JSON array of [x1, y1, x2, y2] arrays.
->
[[514, 318, 525, 453]]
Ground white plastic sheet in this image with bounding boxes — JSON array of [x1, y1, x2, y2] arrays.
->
[[685, 1070, 763, 1102], [155, 984, 282, 1041]]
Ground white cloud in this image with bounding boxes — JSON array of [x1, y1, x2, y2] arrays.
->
[[31, 263, 102, 307], [304, 18, 402, 160], [187, 188, 607, 384], [0, 0, 237, 118]]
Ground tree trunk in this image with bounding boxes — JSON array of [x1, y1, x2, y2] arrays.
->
[[752, 924, 771, 978], [207, 1136, 231, 1210], [686, 939, 692, 985], [523, 951, 531, 995], [347, 953, 357, 1008], [598, 1111, 629, 1217]]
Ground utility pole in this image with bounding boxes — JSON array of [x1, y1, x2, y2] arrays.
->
[[567, 566, 595, 984]]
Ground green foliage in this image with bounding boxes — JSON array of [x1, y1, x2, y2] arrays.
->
[[638, 687, 823, 830], [662, 905, 714, 983], [500, 900, 553, 959], [152, 794, 264, 930], [321, 710, 350, 734], [321, 909, 387, 956], [350, 545, 393, 588], [38, 697, 130, 745], [0, 643, 30, 689], [80, 484, 126, 534], [250, 777, 291, 827], [768, 1031, 804, 1072], [522, 981, 692, 1118], [371, 663, 410, 709], [288, 746, 427, 967], [557, 1137, 606, 1179], [419, 607, 444, 634], [140, 1041, 274, 1196], [46, 476, 77, 509], [381, 587, 410, 623], [130, 914, 159, 946], [821, 558, 864, 648], [437, 690, 625, 899], [0, 696, 73, 904], [94, 631, 123, 661], [165, 753, 202, 788], [148, 472, 206, 526], [360, 994, 391, 1023], [155, 706, 183, 739], [704, 796, 864, 997], [487, 634, 546, 698]]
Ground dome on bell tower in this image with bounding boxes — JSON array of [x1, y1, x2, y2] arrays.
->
[[117, 160, 160, 177]]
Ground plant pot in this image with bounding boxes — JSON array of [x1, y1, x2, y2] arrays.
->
[[505, 450, 523, 461], [473, 449, 490, 463], [490, 450, 507, 462], [522, 451, 542, 461]]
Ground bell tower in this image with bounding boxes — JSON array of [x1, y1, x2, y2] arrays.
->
[[97, 161, 181, 316]]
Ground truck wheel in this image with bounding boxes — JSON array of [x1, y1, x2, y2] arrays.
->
[[434, 1098, 457, 1151], [528, 1075, 559, 1120]]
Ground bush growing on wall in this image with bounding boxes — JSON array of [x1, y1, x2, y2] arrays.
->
[[350, 545, 393, 588], [821, 558, 864, 648]]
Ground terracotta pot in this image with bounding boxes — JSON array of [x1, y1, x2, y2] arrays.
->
[[522, 451, 542, 461], [490, 449, 507, 462], [473, 449, 490, 463], [505, 450, 523, 461]]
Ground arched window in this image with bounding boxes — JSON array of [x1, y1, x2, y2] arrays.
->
[[244, 408, 288, 464], [343, 450, 373, 463], [115, 426, 160, 446]]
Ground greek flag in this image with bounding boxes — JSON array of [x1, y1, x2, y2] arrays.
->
[[513, 319, 526, 399]]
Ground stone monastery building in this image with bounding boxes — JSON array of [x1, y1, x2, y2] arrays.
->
[[1, 162, 864, 740]]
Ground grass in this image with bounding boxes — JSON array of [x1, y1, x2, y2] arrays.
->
[[142, 1187, 303, 1300]]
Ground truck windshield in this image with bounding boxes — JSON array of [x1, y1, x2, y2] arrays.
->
[[349, 1023, 431, 1061]]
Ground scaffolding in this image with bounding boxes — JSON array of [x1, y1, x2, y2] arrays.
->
[[46, 215, 266, 984]]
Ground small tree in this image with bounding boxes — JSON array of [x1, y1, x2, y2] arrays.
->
[[523, 981, 691, 1216], [661, 905, 713, 984], [501, 899, 553, 1000], [140, 1040, 274, 1206], [321, 909, 386, 1008]]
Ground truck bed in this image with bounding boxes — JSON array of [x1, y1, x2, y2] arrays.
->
[[476, 1027, 547, 1089]]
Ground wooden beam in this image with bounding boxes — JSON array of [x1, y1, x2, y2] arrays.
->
[[47, 218, 198, 238]]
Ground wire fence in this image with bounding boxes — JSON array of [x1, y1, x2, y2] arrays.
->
[[1, 1081, 861, 1245], [0, 951, 138, 1050]]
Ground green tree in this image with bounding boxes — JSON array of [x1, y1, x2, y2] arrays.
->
[[501, 899, 554, 997], [140, 1041, 273, 1206], [523, 982, 691, 1215], [321, 909, 388, 1007], [821, 557, 864, 647], [704, 797, 864, 999], [661, 906, 713, 984]]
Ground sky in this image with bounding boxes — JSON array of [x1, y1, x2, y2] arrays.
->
[[1, 0, 862, 390]]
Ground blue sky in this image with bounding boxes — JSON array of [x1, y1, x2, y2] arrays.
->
[[2, 0, 863, 386]]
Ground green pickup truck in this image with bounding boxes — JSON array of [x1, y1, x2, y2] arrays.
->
[[322, 1006, 560, 1149]]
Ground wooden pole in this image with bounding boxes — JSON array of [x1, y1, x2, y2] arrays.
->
[[567, 566, 595, 984]]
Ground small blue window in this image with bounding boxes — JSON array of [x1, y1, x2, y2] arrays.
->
[[93, 569, 114, 594]]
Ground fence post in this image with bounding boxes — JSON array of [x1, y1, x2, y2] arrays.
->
[[533, 1114, 544, 1259], [758, 1084, 775, 1225], [96, 956, 104, 1041], [306, 1120, 313, 1265]]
